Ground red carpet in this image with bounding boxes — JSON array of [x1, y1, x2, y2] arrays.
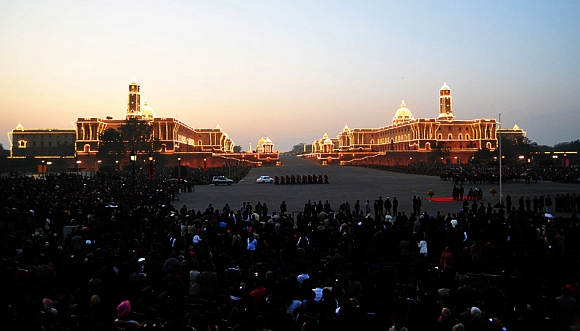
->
[[426, 197, 459, 202]]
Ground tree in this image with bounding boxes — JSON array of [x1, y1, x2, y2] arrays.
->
[[97, 128, 123, 162], [233, 145, 243, 153], [290, 143, 312, 155], [472, 148, 495, 164], [428, 141, 449, 163], [120, 118, 153, 153], [554, 139, 580, 152], [0, 143, 9, 156], [498, 136, 538, 164]]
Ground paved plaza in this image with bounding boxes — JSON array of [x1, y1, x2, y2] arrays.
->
[[180, 155, 578, 217]]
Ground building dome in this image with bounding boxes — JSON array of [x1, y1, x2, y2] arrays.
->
[[140, 98, 155, 120], [129, 77, 139, 85], [256, 136, 274, 153], [324, 137, 333, 145], [392, 100, 415, 125], [440, 82, 450, 90]]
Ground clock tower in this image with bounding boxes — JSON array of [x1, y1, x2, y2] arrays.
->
[[438, 82, 454, 120], [127, 78, 141, 119]]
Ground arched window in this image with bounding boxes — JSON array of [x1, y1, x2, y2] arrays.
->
[[438, 134, 442, 140], [486, 142, 492, 149], [448, 133, 453, 140], [198, 140, 202, 145], [458, 134, 463, 140], [426, 142, 431, 150], [84, 144, 90, 153], [465, 134, 470, 140], [18, 140, 27, 148]]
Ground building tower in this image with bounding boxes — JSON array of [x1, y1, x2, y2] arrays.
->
[[127, 77, 141, 119], [438, 82, 454, 120]]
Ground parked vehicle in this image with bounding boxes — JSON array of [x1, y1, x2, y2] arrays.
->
[[256, 175, 274, 183], [212, 176, 233, 185]]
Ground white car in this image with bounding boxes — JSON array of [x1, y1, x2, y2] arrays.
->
[[256, 176, 274, 183]]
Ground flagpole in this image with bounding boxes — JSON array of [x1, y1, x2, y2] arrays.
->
[[498, 113, 502, 207]]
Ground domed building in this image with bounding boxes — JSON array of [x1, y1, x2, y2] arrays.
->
[[306, 83, 502, 165], [392, 100, 415, 125], [140, 98, 156, 121], [9, 78, 280, 170], [72, 78, 244, 170], [256, 136, 275, 153], [312, 133, 335, 154]]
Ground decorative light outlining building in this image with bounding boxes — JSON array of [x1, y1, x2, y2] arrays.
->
[[8, 78, 279, 172], [75, 78, 236, 155], [8, 123, 76, 158], [306, 83, 502, 165]]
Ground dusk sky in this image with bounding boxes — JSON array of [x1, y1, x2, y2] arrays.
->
[[1, 0, 579, 151]]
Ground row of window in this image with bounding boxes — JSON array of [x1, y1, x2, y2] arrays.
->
[[376, 126, 474, 138], [18, 140, 68, 148], [374, 133, 473, 144]]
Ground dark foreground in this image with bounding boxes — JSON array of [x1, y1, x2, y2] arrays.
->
[[1, 156, 579, 331]]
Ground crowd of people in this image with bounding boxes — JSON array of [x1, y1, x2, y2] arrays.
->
[[1, 169, 580, 331], [367, 163, 580, 185]]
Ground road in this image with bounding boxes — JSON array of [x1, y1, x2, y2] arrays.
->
[[179, 155, 578, 217]]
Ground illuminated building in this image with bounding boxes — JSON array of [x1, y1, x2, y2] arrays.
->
[[497, 124, 526, 143], [9, 123, 76, 158], [305, 83, 501, 165], [8, 79, 279, 172], [250, 136, 280, 165], [75, 78, 236, 155]]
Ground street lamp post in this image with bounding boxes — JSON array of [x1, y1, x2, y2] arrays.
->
[[130, 148, 137, 211], [46, 161, 52, 175], [203, 157, 207, 182], [148, 152, 154, 193], [95, 160, 101, 173], [177, 155, 182, 179], [76, 160, 81, 175], [41, 160, 45, 177]]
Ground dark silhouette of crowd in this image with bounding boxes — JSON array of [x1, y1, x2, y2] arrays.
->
[[274, 175, 329, 185], [1, 169, 579, 331], [367, 163, 580, 185]]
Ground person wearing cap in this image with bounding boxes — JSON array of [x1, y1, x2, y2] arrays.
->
[[42, 298, 57, 315], [114, 300, 139, 330]]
